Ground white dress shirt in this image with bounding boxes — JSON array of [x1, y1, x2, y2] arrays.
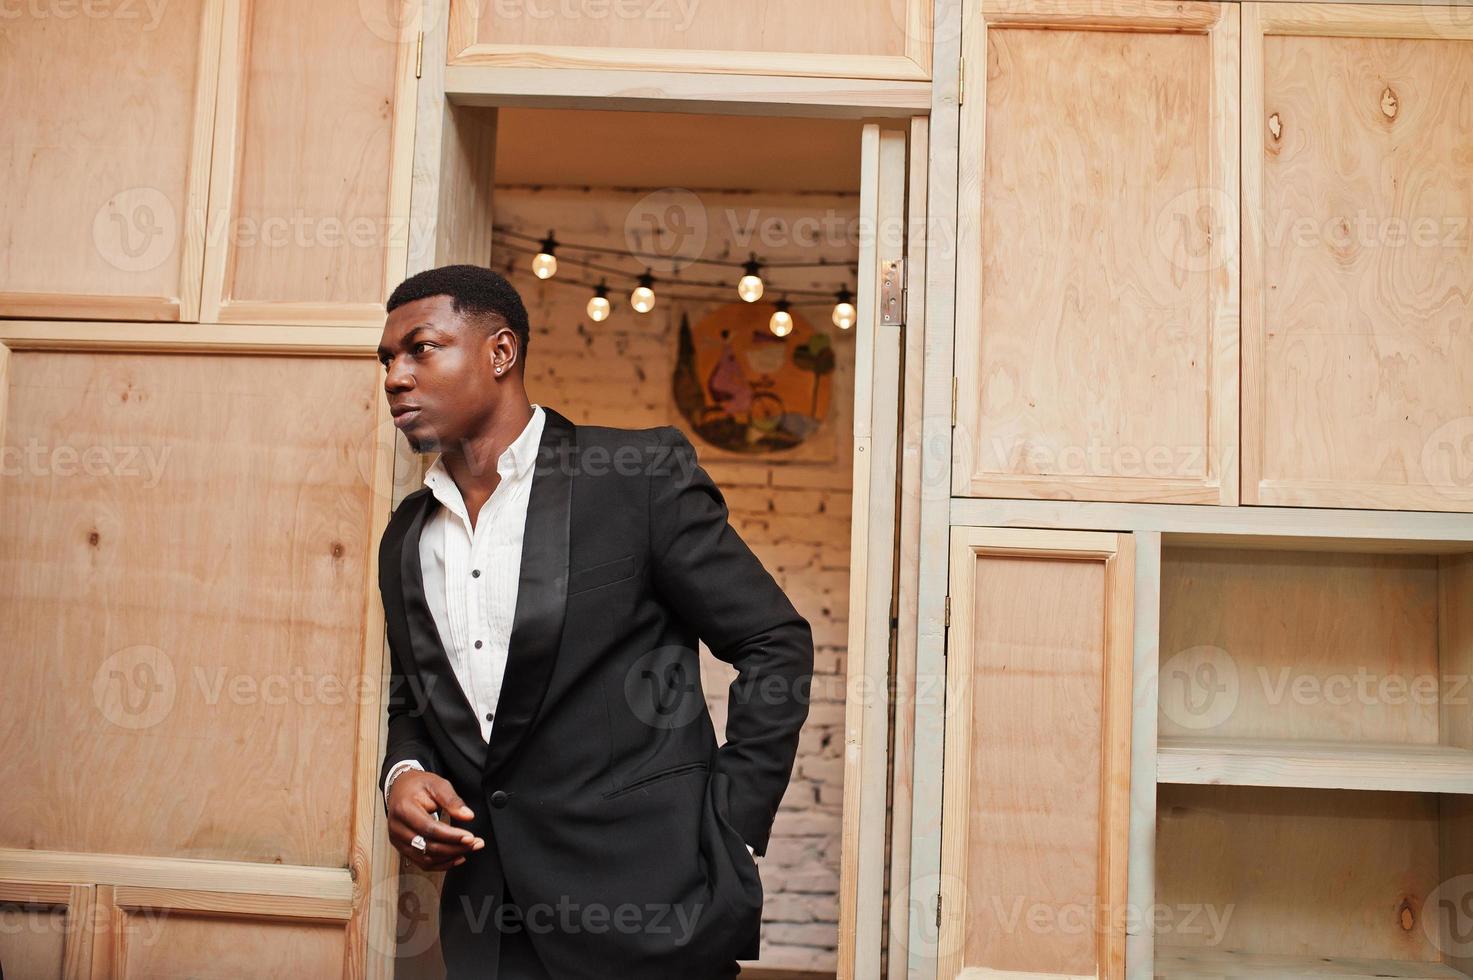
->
[[383, 403, 545, 795], [383, 405, 754, 858]]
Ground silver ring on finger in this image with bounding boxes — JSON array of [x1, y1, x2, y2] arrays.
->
[[411, 834, 427, 852]]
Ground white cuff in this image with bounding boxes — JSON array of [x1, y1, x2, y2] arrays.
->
[[384, 759, 425, 802]]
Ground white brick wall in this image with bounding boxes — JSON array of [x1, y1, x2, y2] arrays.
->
[[497, 185, 858, 971]]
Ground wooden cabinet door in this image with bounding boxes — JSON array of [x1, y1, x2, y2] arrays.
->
[[939, 528, 1135, 980], [199, 0, 418, 325], [953, 0, 1239, 504], [0, 346, 394, 977], [1242, 3, 1473, 512], [0, 1, 221, 322]]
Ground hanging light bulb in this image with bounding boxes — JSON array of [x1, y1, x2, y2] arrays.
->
[[586, 280, 611, 322], [532, 230, 559, 279], [769, 298, 793, 338], [737, 254, 764, 303], [631, 271, 656, 314], [831, 286, 856, 331]]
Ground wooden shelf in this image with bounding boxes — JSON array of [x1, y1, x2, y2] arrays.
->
[[1157, 737, 1473, 794], [1156, 947, 1472, 978]]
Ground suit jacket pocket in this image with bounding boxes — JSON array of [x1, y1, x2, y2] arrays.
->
[[568, 553, 636, 596], [600, 759, 708, 800]]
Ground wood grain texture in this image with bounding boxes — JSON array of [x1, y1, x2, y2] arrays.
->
[[1156, 946, 1471, 978], [1157, 784, 1444, 961], [1159, 547, 1442, 744], [1441, 555, 1473, 754], [0, 906, 67, 979], [206, 0, 414, 317], [1127, 532, 1161, 980], [1244, 20, 1473, 510], [0, 0, 218, 319], [115, 910, 345, 978], [442, 66, 933, 116], [1158, 736, 1473, 794], [448, 0, 930, 78], [0, 351, 380, 867], [955, 2, 1238, 503], [940, 528, 1133, 980], [1443, 556, 1473, 975], [951, 498, 1473, 547], [837, 122, 907, 980], [908, 0, 963, 973], [885, 112, 931, 980]]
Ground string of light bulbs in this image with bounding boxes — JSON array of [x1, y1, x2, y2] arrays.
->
[[497, 225, 851, 270], [500, 227, 858, 335]]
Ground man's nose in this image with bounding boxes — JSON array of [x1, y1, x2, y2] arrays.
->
[[384, 360, 413, 391]]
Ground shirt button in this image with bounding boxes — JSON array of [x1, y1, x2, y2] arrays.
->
[[472, 569, 481, 577], [475, 640, 483, 649], [485, 711, 494, 722]]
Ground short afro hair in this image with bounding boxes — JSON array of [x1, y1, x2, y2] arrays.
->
[[387, 264, 530, 366]]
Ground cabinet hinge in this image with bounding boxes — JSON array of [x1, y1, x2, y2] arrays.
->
[[951, 377, 958, 428], [415, 31, 425, 79], [880, 258, 906, 328], [958, 58, 965, 106], [936, 891, 944, 929], [944, 595, 951, 629]]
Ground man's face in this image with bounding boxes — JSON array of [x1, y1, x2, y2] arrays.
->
[[377, 294, 502, 454]]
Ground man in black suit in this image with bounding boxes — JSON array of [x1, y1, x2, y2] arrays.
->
[[374, 265, 814, 979]]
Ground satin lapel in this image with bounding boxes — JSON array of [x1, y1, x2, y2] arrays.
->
[[402, 488, 489, 772], [482, 406, 575, 784]]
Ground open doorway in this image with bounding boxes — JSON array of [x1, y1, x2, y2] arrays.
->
[[395, 104, 915, 980]]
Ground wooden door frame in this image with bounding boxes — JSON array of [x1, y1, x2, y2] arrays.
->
[[399, 4, 945, 977]]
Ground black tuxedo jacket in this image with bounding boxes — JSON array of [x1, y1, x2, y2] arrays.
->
[[377, 406, 814, 978]]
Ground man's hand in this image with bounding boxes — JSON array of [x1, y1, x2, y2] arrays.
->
[[387, 769, 485, 871]]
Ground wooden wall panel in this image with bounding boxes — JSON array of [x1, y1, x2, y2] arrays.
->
[[0, 350, 380, 867], [1243, 4, 1473, 511], [954, 0, 1239, 504], [0, 882, 90, 980], [0, 1, 218, 321], [940, 528, 1134, 980], [203, 0, 415, 322], [0, 904, 67, 979], [447, 0, 931, 78]]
